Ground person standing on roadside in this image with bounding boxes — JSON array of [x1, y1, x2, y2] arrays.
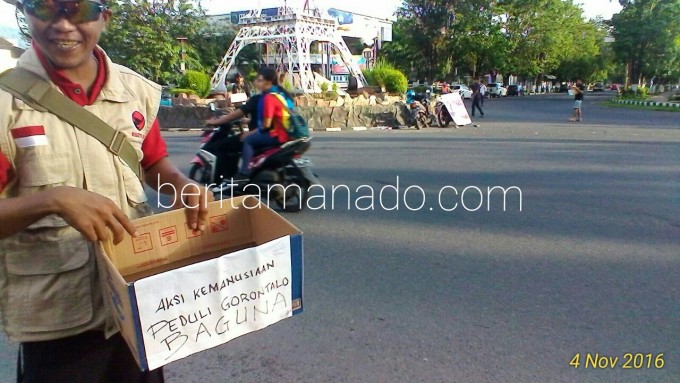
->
[[0, 1, 212, 382], [231, 73, 251, 97], [479, 82, 488, 106], [569, 79, 586, 122], [470, 82, 484, 118]]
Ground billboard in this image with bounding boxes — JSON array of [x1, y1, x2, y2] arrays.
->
[[327, 8, 354, 25], [230, 7, 280, 24]]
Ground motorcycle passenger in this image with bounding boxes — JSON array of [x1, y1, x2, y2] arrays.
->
[[234, 68, 292, 179]]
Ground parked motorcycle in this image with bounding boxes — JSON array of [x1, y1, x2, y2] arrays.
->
[[434, 100, 453, 127], [409, 101, 429, 130], [413, 90, 435, 126], [189, 104, 319, 212]]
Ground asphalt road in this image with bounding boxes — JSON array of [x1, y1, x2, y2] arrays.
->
[[1, 93, 678, 383]]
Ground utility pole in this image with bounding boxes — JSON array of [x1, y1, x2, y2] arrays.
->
[[177, 37, 187, 73]]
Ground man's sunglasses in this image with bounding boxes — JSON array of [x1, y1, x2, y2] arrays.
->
[[19, 0, 108, 24]]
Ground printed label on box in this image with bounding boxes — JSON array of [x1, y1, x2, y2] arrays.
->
[[209, 215, 228, 233], [133, 233, 153, 254], [160, 226, 178, 246]]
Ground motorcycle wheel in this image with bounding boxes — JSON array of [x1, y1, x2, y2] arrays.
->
[[189, 163, 211, 185], [437, 112, 451, 128], [274, 180, 309, 213]]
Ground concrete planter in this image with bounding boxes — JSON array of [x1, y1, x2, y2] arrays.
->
[[158, 103, 414, 131]]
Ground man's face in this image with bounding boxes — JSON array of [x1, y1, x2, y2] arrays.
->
[[23, 0, 111, 69], [255, 75, 270, 92]]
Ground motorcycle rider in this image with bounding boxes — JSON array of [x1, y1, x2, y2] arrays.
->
[[235, 68, 292, 179], [206, 68, 293, 183]]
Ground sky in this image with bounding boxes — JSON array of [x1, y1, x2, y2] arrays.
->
[[0, 0, 623, 42]]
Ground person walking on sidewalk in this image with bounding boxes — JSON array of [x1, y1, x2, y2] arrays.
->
[[470, 82, 485, 118], [569, 79, 586, 122]]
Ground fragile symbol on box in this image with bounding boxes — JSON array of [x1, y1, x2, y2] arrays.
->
[[159, 226, 178, 246], [210, 215, 228, 233], [132, 233, 153, 254]]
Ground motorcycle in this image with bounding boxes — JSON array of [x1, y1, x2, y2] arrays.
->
[[189, 103, 319, 212], [189, 103, 244, 185], [409, 101, 429, 130], [434, 99, 453, 127], [412, 90, 435, 127]]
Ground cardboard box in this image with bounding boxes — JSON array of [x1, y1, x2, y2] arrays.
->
[[98, 196, 303, 371]]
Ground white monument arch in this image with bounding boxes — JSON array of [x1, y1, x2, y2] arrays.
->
[[210, 0, 367, 94]]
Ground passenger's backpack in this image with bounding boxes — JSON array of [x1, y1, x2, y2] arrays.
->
[[270, 92, 310, 139]]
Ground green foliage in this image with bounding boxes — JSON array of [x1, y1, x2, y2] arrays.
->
[[178, 70, 211, 98], [282, 78, 295, 94], [323, 91, 339, 101], [383, 69, 409, 94], [247, 70, 258, 83], [362, 69, 375, 87], [612, 0, 680, 85], [383, 0, 672, 86], [100, 0, 208, 84], [332, 83, 339, 92], [363, 61, 409, 94], [170, 88, 196, 96], [320, 82, 329, 93], [617, 87, 651, 100], [100, 0, 262, 85]]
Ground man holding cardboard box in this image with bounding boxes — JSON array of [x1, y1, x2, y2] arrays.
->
[[0, 0, 211, 381]]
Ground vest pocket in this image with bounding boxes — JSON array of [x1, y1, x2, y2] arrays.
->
[[17, 152, 70, 187], [4, 237, 94, 333]]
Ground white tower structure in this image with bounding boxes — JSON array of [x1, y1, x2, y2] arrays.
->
[[210, 0, 367, 94]]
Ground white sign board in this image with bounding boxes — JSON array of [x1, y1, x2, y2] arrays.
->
[[439, 93, 472, 126], [134, 237, 293, 370], [230, 93, 248, 104]]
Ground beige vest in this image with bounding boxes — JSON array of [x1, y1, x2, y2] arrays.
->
[[0, 48, 161, 342]]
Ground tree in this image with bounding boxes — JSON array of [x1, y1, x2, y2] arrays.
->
[[100, 0, 208, 84], [192, 24, 262, 76], [611, 0, 680, 86]]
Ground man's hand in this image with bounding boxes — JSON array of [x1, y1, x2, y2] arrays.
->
[[48, 186, 136, 244], [174, 183, 214, 231], [205, 116, 223, 126]]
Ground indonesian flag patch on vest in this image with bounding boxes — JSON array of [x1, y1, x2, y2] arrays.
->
[[12, 126, 48, 148]]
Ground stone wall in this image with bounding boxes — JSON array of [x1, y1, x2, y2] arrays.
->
[[158, 103, 414, 130]]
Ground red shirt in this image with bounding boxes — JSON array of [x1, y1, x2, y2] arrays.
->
[[0, 47, 168, 192], [262, 93, 289, 143]]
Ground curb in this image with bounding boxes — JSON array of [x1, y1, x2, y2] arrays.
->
[[161, 128, 205, 132], [161, 126, 391, 132], [611, 99, 680, 108]]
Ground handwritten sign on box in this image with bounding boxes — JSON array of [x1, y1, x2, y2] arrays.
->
[[99, 197, 304, 371], [135, 237, 292, 370]]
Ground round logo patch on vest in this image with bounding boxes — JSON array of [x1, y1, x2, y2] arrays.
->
[[132, 111, 146, 131]]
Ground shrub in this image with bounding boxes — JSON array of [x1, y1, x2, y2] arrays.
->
[[383, 69, 409, 94], [362, 60, 408, 93], [247, 70, 258, 83], [320, 82, 329, 92], [170, 88, 196, 96], [362, 69, 374, 87], [332, 83, 339, 92], [178, 70, 211, 98]]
